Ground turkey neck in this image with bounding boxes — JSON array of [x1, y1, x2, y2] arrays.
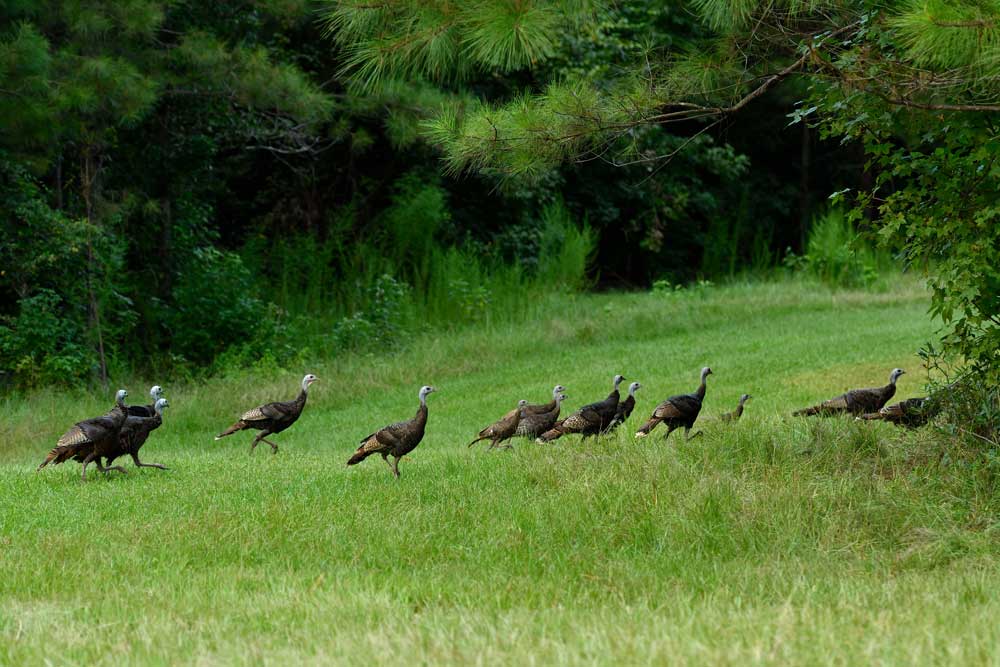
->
[[112, 399, 127, 425], [694, 377, 708, 401], [293, 388, 308, 411], [413, 400, 429, 432]]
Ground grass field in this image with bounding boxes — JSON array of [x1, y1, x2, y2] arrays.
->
[[4, 277, 999, 665]]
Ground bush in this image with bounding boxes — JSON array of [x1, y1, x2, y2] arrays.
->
[[783, 209, 886, 288], [331, 274, 411, 352], [167, 247, 263, 366], [0, 290, 91, 387]]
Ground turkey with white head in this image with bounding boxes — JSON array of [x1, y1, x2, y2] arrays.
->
[[606, 381, 641, 432], [720, 394, 751, 421], [635, 367, 712, 441], [37, 389, 130, 481], [128, 385, 165, 417], [793, 369, 904, 417], [514, 385, 567, 438], [348, 385, 436, 478], [215, 374, 317, 453]]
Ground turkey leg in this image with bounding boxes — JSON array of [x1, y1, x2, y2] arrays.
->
[[130, 452, 168, 470], [95, 458, 127, 475]]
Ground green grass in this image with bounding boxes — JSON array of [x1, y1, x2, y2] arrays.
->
[[3, 277, 999, 665]]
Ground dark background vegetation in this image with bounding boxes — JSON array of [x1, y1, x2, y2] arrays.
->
[[0, 1, 906, 389]]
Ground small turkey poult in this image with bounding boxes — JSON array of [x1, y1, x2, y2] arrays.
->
[[215, 373, 317, 453], [348, 385, 436, 478], [468, 399, 529, 450], [37, 388, 130, 481], [792, 368, 904, 417], [635, 367, 712, 441], [720, 393, 752, 421]]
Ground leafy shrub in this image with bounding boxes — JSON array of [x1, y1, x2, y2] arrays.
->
[[783, 209, 885, 288], [0, 290, 91, 387], [167, 247, 263, 366], [331, 274, 411, 351], [448, 278, 491, 321], [535, 200, 594, 291]]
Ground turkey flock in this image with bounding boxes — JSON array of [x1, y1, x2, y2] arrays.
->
[[36, 365, 936, 481]]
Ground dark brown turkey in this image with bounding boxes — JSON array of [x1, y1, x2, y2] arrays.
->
[[720, 393, 751, 421], [857, 397, 930, 427], [515, 385, 567, 438], [792, 368, 904, 417], [37, 389, 130, 481], [348, 385, 436, 478], [536, 374, 624, 442], [110, 398, 170, 470], [215, 373, 317, 453], [516, 393, 568, 439], [127, 385, 164, 417], [635, 367, 712, 441], [468, 399, 528, 450], [606, 381, 641, 432]]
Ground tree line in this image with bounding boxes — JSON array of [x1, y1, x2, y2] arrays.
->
[[1, 1, 997, 418]]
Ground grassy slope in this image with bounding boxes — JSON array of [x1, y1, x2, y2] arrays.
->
[[3, 278, 998, 665]]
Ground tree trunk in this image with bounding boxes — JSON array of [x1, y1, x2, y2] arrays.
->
[[81, 146, 109, 389]]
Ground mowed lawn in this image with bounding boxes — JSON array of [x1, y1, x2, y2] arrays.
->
[[3, 278, 999, 665]]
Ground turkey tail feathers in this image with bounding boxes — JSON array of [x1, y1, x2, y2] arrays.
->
[[347, 449, 371, 466], [634, 418, 660, 437], [215, 421, 246, 440]]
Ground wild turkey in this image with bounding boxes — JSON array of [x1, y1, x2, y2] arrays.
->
[[857, 397, 931, 427], [720, 394, 751, 421], [110, 398, 171, 470], [348, 385, 436, 478], [536, 374, 624, 442], [127, 385, 164, 417], [517, 393, 568, 439], [606, 381, 641, 432], [635, 367, 712, 441], [792, 368, 905, 417], [468, 400, 528, 450], [37, 389, 130, 481], [215, 373, 317, 453]]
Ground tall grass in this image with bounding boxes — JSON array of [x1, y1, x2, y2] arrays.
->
[[8, 277, 996, 666], [244, 194, 596, 364], [786, 208, 893, 288]]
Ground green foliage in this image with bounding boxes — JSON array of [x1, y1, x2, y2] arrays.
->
[[323, 0, 600, 91], [535, 200, 594, 291], [783, 209, 886, 288], [331, 274, 412, 352], [0, 290, 90, 387], [166, 248, 262, 366]]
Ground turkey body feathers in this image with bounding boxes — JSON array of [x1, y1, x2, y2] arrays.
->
[[348, 386, 434, 478], [468, 401, 525, 449], [216, 391, 307, 437], [537, 378, 622, 442], [792, 369, 904, 417], [38, 391, 129, 480], [858, 397, 930, 427], [635, 368, 711, 440]]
